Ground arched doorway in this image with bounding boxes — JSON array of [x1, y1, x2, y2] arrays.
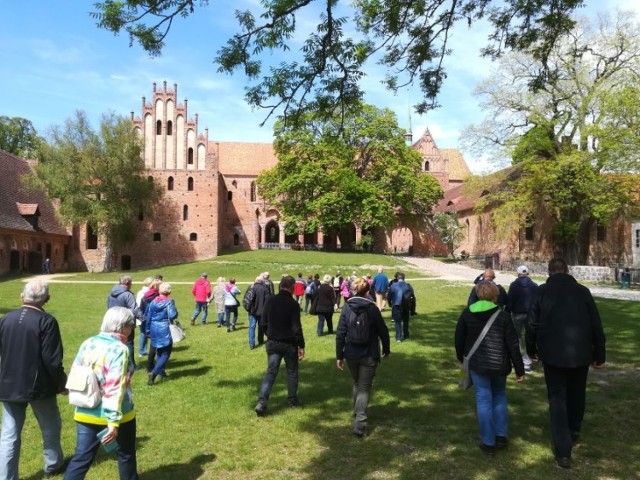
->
[[391, 227, 414, 254], [265, 220, 279, 243]]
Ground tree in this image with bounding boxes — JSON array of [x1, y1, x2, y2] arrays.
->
[[463, 12, 640, 263], [0, 116, 42, 157], [256, 103, 443, 241], [28, 111, 161, 271], [91, 0, 585, 124], [433, 212, 465, 259]]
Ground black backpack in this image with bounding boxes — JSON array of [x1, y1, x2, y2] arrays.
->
[[242, 287, 255, 312], [401, 285, 416, 315], [347, 305, 370, 345]]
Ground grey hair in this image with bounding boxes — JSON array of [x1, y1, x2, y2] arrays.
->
[[22, 280, 49, 304], [142, 276, 153, 287], [119, 275, 132, 285], [101, 306, 135, 334], [159, 282, 172, 294]]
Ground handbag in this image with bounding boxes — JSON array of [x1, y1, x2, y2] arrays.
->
[[66, 364, 102, 408], [459, 310, 500, 390], [170, 322, 185, 343]]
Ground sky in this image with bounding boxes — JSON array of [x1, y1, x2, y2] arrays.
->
[[1, 0, 638, 173]]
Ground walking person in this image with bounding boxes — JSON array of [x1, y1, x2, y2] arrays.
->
[[254, 276, 305, 416], [224, 278, 241, 332], [64, 307, 139, 480], [107, 276, 144, 370], [213, 277, 226, 327], [332, 271, 343, 310], [303, 274, 317, 314], [293, 273, 306, 306], [507, 265, 538, 373], [387, 273, 413, 342], [315, 274, 337, 336], [372, 267, 389, 311], [190, 273, 212, 326], [455, 281, 525, 455], [247, 276, 272, 349], [145, 283, 178, 385], [135, 277, 153, 357], [0, 280, 68, 479], [526, 258, 606, 469], [336, 278, 390, 437]]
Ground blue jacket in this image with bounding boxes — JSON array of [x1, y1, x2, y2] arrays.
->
[[372, 273, 389, 293], [507, 276, 538, 314], [387, 280, 409, 307], [145, 296, 178, 348]]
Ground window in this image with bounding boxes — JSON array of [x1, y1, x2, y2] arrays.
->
[[250, 181, 257, 202], [227, 191, 233, 201], [188, 147, 194, 165], [525, 225, 534, 241], [596, 224, 606, 242], [190, 233, 198, 241], [233, 233, 240, 245], [153, 233, 161, 241], [63, 245, 69, 261], [636, 229, 640, 248], [187, 177, 194, 191], [168, 176, 174, 191], [167, 120, 173, 135], [424, 160, 430, 171], [183, 205, 189, 221], [138, 205, 144, 221], [87, 224, 98, 250], [156, 120, 162, 135]]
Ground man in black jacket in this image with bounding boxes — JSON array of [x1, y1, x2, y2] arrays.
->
[[0, 280, 68, 479], [255, 275, 305, 416], [507, 265, 538, 373], [526, 258, 606, 470], [247, 276, 272, 350]]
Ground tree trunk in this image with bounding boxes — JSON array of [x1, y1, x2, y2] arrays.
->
[[103, 242, 114, 272]]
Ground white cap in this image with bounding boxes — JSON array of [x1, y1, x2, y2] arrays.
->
[[517, 265, 529, 275]]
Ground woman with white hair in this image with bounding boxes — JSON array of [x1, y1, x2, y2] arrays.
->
[[144, 283, 178, 386], [64, 306, 139, 479]]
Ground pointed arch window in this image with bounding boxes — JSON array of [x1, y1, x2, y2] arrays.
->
[[156, 120, 162, 135], [168, 176, 174, 191], [183, 205, 189, 221], [188, 147, 194, 165], [87, 224, 98, 250], [233, 233, 240, 245], [188, 177, 194, 191], [250, 181, 257, 202], [227, 191, 233, 201], [167, 120, 173, 135], [424, 160, 430, 171]]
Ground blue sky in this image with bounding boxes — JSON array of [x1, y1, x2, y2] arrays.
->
[[1, 1, 637, 173]]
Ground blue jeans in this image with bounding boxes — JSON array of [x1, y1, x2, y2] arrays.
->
[[225, 306, 238, 328], [391, 305, 408, 341], [304, 295, 313, 313], [138, 321, 148, 355], [192, 301, 208, 323], [258, 341, 299, 405], [317, 313, 333, 336], [64, 419, 138, 480], [150, 344, 173, 377], [217, 312, 224, 326], [346, 357, 378, 428], [470, 370, 508, 446], [248, 315, 264, 349], [0, 398, 64, 480]]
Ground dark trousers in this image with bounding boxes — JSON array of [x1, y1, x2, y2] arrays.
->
[[543, 364, 590, 458], [346, 357, 378, 428], [258, 340, 299, 405]]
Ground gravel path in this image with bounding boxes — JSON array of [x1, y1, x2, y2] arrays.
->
[[401, 256, 640, 302]]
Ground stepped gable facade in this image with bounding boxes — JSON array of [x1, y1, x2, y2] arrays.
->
[[0, 149, 71, 275]]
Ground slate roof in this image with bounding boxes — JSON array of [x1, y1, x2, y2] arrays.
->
[[0, 149, 69, 236]]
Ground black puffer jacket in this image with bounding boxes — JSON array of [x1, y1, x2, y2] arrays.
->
[[455, 304, 524, 376], [314, 283, 336, 314], [336, 297, 390, 361]]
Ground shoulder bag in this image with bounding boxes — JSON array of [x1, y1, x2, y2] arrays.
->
[[66, 364, 102, 408], [459, 310, 500, 390]]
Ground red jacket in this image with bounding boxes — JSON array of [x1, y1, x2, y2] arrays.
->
[[192, 278, 212, 302], [294, 279, 306, 297]]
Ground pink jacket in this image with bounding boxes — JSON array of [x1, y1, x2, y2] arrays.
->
[[192, 278, 212, 302]]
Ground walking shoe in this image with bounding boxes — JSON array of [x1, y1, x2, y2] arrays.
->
[[190, 319, 195, 326], [495, 436, 508, 449], [227, 328, 231, 332], [254, 401, 267, 417], [479, 443, 496, 456], [217, 324, 222, 328], [288, 398, 301, 408], [556, 457, 571, 469], [44, 459, 69, 478], [353, 425, 367, 437], [147, 373, 155, 386]]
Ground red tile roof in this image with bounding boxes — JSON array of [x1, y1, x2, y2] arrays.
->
[[0, 150, 69, 235]]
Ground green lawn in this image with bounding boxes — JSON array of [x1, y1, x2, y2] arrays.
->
[[0, 251, 638, 479]]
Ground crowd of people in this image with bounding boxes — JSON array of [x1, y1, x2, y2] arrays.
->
[[0, 258, 608, 478]]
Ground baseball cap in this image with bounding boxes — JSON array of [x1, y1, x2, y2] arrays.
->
[[517, 265, 529, 275]]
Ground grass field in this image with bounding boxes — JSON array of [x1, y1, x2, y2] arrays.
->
[[0, 251, 638, 479]]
